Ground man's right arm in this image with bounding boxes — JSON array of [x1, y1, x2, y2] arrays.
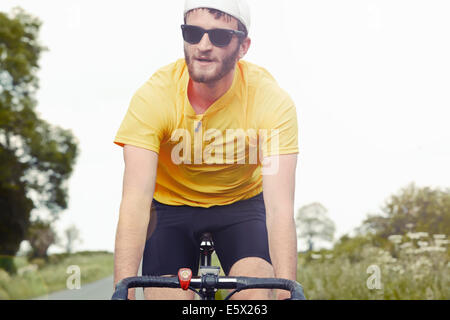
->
[[114, 145, 159, 299]]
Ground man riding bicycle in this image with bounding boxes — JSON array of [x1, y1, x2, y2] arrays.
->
[[113, 0, 299, 300]]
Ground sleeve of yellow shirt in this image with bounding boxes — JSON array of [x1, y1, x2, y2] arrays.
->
[[114, 74, 172, 154], [258, 87, 300, 158]]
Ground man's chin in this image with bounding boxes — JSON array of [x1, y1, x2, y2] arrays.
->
[[189, 70, 220, 84]]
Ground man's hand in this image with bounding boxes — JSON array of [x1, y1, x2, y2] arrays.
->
[[276, 290, 292, 301], [114, 145, 159, 298]]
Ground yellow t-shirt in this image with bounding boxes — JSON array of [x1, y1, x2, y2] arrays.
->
[[114, 59, 299, 207]]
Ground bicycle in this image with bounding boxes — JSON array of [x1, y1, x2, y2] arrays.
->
[[112, 232, 307, 300]]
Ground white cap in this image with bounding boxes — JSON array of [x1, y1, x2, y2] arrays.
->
[[184, 0, 251, 34]]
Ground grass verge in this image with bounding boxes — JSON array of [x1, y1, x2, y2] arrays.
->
[[297, 246, 449, 300], [0, 251, 113, 300]]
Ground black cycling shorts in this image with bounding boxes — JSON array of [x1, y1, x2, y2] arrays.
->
[[142, 192, 272, 276]]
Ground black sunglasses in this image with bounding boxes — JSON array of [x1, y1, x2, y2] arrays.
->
[[181, 24, 246, 48]]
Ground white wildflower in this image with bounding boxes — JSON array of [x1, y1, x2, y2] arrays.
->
[[425, 246, 446, 253], [418, 241, 429, 247], [311, 254, 322, 260], [405, 223, 414, 230], [388, 235, 402, 244], [377, 249, 397, 264], [433, 234, 446, 240], [435, 239, 450, 247], [407, 232, 429, 240], [411, 256, 433, 270], [407, 232, 421, 240], [389, 265, 405, 275], [399, 242, 413, 249]]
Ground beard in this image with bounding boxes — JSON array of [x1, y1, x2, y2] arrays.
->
[[184, 44, 241, 84]]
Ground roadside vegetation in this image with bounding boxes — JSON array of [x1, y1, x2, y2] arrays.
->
[[0, 251, 113, 300], [297, 232, 449, 300], [296, 183, 449, 300]]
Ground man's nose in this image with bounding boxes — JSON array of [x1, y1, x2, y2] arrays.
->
[[197, 32, 214, 51]]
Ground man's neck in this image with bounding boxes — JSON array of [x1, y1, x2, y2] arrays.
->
[[188, 69, 235, 114]]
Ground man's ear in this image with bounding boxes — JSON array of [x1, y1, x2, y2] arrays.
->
[[238, 37, 252, 60]]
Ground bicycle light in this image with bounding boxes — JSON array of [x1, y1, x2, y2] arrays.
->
[[178, 268, 193, 290]]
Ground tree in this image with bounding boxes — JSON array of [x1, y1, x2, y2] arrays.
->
[[296, 202, 336, 252], [361, 182, 450, 238], [0, 7, 79, 256], [63, 224, 82, 254], [26, 219, 56, 259]]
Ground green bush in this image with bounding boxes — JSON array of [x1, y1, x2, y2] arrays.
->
[[0, 256, 16, 275], [47, 253, 70, 265]]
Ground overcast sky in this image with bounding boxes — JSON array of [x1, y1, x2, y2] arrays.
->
[[1, 0, 449, 253]]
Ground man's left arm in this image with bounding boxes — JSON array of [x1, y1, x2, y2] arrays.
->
[[262, 153, 298, 300]]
